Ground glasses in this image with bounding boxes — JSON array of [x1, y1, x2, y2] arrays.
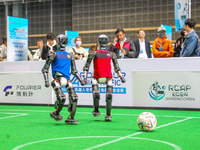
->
[[139, 32, 145, 35]]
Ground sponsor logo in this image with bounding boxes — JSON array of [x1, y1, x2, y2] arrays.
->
[[149, 81, 195, 101], [3, 86, 14, 96], [61, 72, 127, 94], [177, 3, 181, 9], [3, 85, 41, 97], [149, 81, 166, 100]]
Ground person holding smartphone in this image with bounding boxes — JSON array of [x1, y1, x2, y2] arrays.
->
[[109, 28, 137, 59]]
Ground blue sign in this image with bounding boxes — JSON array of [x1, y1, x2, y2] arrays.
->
[[7, 16, 28, 61], [163, 25, 172, 41], [175, 0, 190, 32], [65, 30, 79, 51]]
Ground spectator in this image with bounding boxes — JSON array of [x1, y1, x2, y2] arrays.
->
[[89, 45, 96, 52], [109, 28, 137, 59], [152, 25, 174, 58], [133, 29, 152, 59], [41, 33, 60, 60], [174, 28, 188, 57], [181, 19, 199, 57], [0, 36, 7, 61], [33, 40, 44, 61], [68, 36, 88, 60]]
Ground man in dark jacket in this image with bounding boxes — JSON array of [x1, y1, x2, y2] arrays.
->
[[174, 28, 187, 57], [109, 28, 137, 59], [41, 33, 60, 60], [133, 29, 152, 59]]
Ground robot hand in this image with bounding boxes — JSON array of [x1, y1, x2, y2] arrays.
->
[[42, 67, 48, 73], [45, 81, 50, 87], [80, 80, 86, 86], [83, 78, 88, 85], [121, 76, 126, 83]]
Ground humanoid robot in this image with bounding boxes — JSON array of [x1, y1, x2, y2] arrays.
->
[[83, 34, 126, 121], [42, 34, 85, 125]]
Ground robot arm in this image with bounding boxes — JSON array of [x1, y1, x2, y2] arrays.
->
[[83, 52, 95, 83], [41, 51, 55, 87], [70, 53, 85, 86], [112, 53, 126, 83]]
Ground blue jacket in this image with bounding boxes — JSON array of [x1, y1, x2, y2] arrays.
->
[[181, 30, 199, 57]]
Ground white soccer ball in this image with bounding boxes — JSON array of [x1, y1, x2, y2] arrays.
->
[[137, 112, 157, 131]]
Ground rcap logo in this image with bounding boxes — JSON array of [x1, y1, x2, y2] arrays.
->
[[149, 81, 166, 101], [3, 86, 14, 96]]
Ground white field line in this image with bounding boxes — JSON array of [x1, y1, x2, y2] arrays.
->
[[0, 109, 200, 118], [84, 117, 192, 150], [12, 136, 182, 150], [0, 112, 28, 120]]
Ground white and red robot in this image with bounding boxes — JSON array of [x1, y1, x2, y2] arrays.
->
[[83, 34, 126, 121]]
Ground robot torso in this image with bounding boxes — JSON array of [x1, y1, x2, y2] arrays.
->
[[93, 50, 113, 79], [52, 51, 71, 79]]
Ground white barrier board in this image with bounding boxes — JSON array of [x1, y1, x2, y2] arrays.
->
[[0, 58, 199, 108], [0, 72, 52, 104]]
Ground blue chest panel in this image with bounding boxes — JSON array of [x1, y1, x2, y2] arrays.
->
[[51, 51, 71, 79]]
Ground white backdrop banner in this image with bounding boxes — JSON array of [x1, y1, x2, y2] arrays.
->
[[0, 72, 52, 104]]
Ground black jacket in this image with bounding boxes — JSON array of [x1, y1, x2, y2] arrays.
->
[[41, 42, 60, 60], [109, 38, 137, 59], [133, 39, 152, 58], [174, 37, 185, 57]]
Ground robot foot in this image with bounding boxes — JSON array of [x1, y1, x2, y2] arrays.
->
[[50, 112, 63, 121], [92, 111, 101, 117], [105, 116, 112, 122], [65, 118, 79, 125]]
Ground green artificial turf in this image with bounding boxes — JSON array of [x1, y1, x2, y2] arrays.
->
[[0, 105, 200, 150]]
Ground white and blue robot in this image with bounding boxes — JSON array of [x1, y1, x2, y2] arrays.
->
[[42, 34, 85, 125]]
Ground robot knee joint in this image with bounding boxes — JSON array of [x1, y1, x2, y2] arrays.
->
[[71, 94, 78, 102], [106, 93, 112, 100], [57, 94, 66, 104], [51, 79, 60, 89], [93, 91, 100, 100], [60, 95, 66, 104]]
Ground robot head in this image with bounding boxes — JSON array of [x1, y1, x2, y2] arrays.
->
[[56, 34, 68, 49], [157, 25, 166, 38], [98, 34, 109, 50]]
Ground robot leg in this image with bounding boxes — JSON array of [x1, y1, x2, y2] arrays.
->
[[50, 79, 66, 121], [91, 78, 101, 117], [105, 78, 113, 121], [65, 80, 78, 125]]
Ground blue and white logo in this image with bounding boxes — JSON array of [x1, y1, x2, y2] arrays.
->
[[177, 3, 181, 9], [3, 85, 14, 96], [149, 81, 166, 101]]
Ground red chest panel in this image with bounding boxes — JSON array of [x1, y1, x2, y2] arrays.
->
[[93, 50, 112, 79]]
